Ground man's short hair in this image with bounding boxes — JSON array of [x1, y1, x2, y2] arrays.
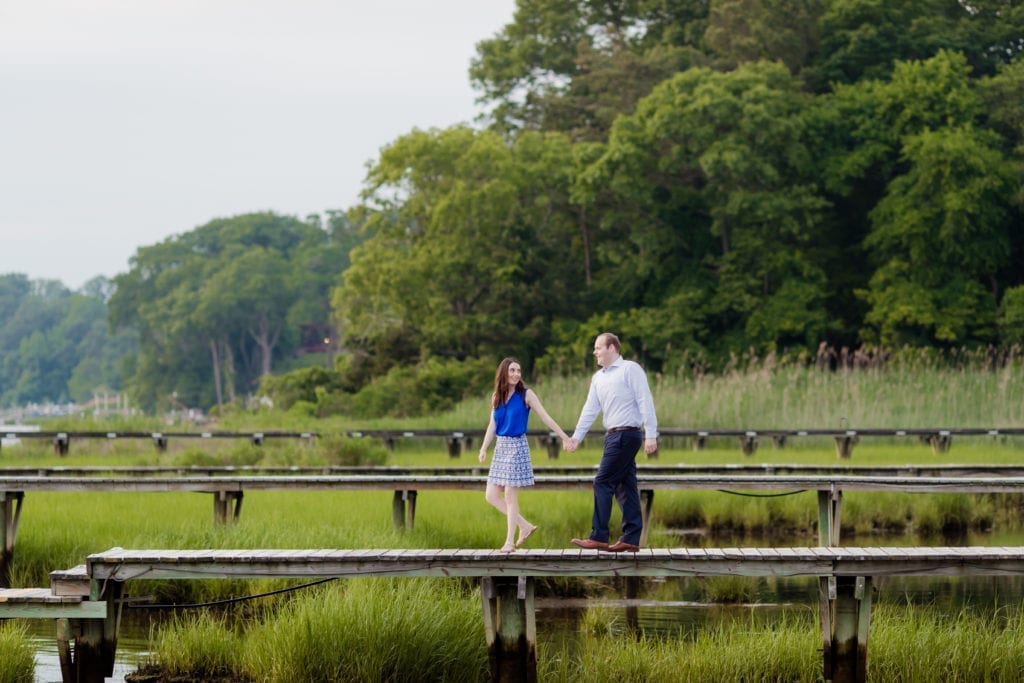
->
[[599, 332, 621, 352]]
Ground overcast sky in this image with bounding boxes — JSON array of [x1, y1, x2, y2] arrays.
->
[[0, 0, 516, 290]]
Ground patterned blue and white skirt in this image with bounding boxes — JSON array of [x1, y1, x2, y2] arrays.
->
[[487, 435, 535, 487]]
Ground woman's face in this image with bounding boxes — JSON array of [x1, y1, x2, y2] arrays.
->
[[506, 362, 522, 384]]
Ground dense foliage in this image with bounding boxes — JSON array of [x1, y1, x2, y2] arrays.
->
[[0, 274, 136, 407], [2, 0, 1023, 415]]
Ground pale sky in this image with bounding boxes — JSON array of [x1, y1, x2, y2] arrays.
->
[[0, 0, 516, 290]]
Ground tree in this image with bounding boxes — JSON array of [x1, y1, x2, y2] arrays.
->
[[806, 0, 1024, 91], [704, 0, 824, 73], [470, 0, 708, 136], [576, 61, 831, 356], [0, 276, 135, 406], [859, 125, 1016, 345], [109, 212, 339, 411], [334, 126, 582, 382]]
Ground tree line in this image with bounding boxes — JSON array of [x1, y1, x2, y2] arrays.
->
[[2, 0, 1023, 415]]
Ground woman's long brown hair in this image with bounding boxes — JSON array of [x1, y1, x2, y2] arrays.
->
[[492, 357, 526, 409]]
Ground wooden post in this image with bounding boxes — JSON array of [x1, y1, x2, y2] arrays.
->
[[392, 491, 405, 529], [59, 579, 123, 683], [739, 432, 758, 456], [819, 576, 834, 680], [817, 489, 842, 547], [772, 435, 787, 449], [625, 576, 639, 631], [480, 576, 537, 683], [0, 491, 24, 588], [639, 489, 654, 547], [213, 491, 243, 524], [405, 490, 417, 530], [151, 433, 167, 452], [834, 432, 857, 459], [694, 432, 707, 450], [540, 435, 560, 460], [392, 490, 417, 530], [54, 432, 70, 456], [828, 575, 872, 682], [928, 432, 952, 454], [446, 435, 462, 458]]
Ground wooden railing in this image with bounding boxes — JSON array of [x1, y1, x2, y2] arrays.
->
[[6, 426, 1024, 457]]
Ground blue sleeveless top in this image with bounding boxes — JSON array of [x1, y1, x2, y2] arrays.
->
[[494, 390, 530, 437]]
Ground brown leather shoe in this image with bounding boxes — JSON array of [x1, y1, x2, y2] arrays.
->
[[603, 540, 640, 552], [571, 538, 609, 550]]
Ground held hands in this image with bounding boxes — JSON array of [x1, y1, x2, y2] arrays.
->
[[563, 437, 579, 453]]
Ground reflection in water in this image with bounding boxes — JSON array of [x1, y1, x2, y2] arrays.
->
[[24, 614, 150, 683]]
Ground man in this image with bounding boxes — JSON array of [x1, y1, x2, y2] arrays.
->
[[565, 332, 658, 552]]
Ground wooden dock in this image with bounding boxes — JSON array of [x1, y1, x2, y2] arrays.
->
[[24, 545, 1024, 683], [7, 472, 1024, 584]]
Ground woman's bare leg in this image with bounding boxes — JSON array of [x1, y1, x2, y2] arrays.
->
[[485, 483, 533, 545]]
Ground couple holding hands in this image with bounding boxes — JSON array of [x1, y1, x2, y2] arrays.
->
[[478, 333, 659, 553]]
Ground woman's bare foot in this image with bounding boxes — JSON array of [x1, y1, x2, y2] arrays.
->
[[516, 524, 538, 548]]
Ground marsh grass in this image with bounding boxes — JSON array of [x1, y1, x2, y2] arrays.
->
[[542, 603, 1024, 682], [9, 358, 1024, 678], [542, 609, 820, 682], [239, 579, 485, 682], [0, 622, 33, 683], [869, 603, 1024, 681]]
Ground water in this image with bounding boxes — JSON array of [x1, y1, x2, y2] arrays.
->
[[23, 528, 1024, 680], [24, 615, 150, 683]]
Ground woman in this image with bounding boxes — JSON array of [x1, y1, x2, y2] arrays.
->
[[478, 357, 571, 552]]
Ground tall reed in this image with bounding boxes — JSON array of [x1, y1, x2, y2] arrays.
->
[[0, 622, 34, 683]]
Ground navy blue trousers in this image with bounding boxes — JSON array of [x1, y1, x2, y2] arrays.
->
[[589, 430, 644, 545]]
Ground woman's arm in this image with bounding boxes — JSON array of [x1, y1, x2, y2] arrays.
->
[[525, 389, 571, 443], [479, 400, 497, 462]]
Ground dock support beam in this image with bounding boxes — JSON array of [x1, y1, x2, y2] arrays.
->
[[822, 575, 873, 682], [834, 433, 858, 459], [57, 579, 124, 683], [639, 489, 654, 547], [213, 491, 243, 524], [481, 576, 536, 683], [539, 434, 560, 460], [0, 491, 24, 588], [928, 432, 952, 454], [817, 489, 842, 547], [392, 490, 417, 530]]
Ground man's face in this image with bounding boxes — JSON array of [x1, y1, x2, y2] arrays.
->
[[593, 337, 616, 369]]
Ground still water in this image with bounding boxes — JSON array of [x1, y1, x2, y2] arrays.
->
[[23, 528, 1024, 681]]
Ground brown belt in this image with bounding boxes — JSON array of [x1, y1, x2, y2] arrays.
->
[[606, 426, 641, 434]]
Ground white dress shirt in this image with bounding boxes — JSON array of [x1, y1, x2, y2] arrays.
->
[[572, 356, 658, 442]]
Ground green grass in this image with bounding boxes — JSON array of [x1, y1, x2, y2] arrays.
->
[[0, 622, 34, 683], [8, 359, 1024, 678]]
